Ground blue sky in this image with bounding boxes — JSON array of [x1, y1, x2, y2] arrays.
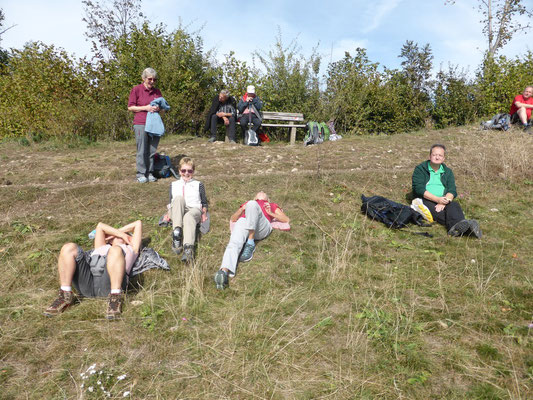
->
[[2, 0, 532, 75]]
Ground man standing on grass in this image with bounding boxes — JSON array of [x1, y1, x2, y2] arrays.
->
[[509, 86, 533, 131], [412, 144, 482, 238]]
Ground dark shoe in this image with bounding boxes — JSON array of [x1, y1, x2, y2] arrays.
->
[[208, 136, 216, 143], [448, 220, 470, 237], [214, 270, 229, 290], [172, 227, 183, 254], [239, 242, 256, 262], [181, 244, 195, 263], [467, 219, 482, 238], [43, 289, 74, 316], [106, 293, 123, 320]]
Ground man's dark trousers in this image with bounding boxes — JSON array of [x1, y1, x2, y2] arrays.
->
[[422, 199, 465, 231], [210, 114, 236, 141]]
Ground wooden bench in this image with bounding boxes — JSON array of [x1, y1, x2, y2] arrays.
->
[[261, 111, 306, 145]]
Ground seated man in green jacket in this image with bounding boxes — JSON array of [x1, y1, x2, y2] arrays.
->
[[412, 144, 481, 238]]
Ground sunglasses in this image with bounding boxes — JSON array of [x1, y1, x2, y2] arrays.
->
[[180, 169, 194, 174]]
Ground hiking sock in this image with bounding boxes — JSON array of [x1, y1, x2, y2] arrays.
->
[[110, 289, 122, 295], [60, 286, 72, 292], [247, 238, 255, 245]]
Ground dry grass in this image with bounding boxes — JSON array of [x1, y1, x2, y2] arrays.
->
[[0, 125, 532, 399]]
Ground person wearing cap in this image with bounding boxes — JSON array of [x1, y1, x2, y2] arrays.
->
[[237, 85, 263, 137], [204, 89, 237, 143]]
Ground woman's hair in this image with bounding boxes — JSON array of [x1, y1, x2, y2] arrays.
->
[[430, 144, 446, 155], [142, 67, 158, 80], [220, 89, 230, 97], [179, 157, 195, 170], [254, 191, 269, 201]]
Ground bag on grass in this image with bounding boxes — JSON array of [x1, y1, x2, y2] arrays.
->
[[480, 113, 511, 131], [361, 194, 427, 229], [304, 121, 324, 146], [319, 122, 331, 141], [153, 153, 178, 179]]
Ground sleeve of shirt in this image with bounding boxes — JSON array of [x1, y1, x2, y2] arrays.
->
[[128, 86, 138, 107], [199, 182, 208, 210], [412, 163, 428, 198]]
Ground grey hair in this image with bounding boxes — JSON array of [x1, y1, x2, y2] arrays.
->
[[142, 68, 158, 79], [220, 89, 230, 97]]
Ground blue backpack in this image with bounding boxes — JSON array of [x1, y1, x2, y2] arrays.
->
[[153, 153, 178, 179]]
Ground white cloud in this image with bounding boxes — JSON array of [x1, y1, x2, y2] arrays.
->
[[362, 0, 403, 33]]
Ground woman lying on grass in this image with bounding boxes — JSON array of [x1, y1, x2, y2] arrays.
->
[[214, 191, 290, 290], [43, 220, 142, 320]]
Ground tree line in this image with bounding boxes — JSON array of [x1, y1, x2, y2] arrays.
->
[[0, 1, 532, 142]]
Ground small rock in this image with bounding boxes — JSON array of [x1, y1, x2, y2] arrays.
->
[[130, 300, 143, 306], [291, 168, 298, 172], [490, 208, 499, 212], [438, 321, 448, 329]]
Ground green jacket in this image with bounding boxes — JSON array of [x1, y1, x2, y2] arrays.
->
[[412, 161, 458, 198]]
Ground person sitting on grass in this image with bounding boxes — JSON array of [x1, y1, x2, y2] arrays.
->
[[214, 191, 290, 290], [509, 86, 533, 131], [169, 157, 208, 263], [412, 144, 481, 238], [44, 220, 142, 320]]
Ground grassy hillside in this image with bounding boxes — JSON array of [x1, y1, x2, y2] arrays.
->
[[0, 126, 532, 399]]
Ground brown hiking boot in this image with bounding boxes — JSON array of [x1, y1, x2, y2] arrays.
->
[[43, 289, 74, 316], [106, 293, 123, 320]]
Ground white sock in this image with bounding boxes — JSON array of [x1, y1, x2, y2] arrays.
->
[[110, 289, 122, 294], [61, 286, 72, 292]]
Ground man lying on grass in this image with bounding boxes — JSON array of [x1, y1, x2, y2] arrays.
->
[[412, 144, 481, 238], [214, 191, 290, 290], [43, 220, 142, 320]]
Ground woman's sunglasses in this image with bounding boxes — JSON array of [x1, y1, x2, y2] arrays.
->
[[180, 169, 194, 174]]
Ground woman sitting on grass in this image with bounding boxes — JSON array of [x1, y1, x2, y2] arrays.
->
[[169, 157, 208, 263], [44, 220, 142, 320], [214, 191, 290, 290], [412, 144, 481, 238]]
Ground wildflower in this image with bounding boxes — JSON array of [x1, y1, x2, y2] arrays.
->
[[117, 374, 127, 381], [88, 386, 94, 392], [123, 391, 130, 397]]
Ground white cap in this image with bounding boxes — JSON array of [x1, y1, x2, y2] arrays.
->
[[246, 85, 256, 94]]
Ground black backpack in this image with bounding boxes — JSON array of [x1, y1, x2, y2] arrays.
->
[[361, 195, 427, 229], [153, 153, 178, 179]]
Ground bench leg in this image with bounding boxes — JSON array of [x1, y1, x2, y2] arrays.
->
[[290, 126, 296, 145]]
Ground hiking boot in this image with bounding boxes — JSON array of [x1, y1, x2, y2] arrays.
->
[[106, 293, 123, 320], [181, 244, 195, 263], [448, 220, 470, 237], [239, 242, 256, 262], [43, 289, 74, 316], [208, 136, 216, 143], [137, 176, 148, 183], [172, 227, 183, 254], [214, 269, 229, 290], [148, 174, 158, 182], [467, 219, 482, 238]]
